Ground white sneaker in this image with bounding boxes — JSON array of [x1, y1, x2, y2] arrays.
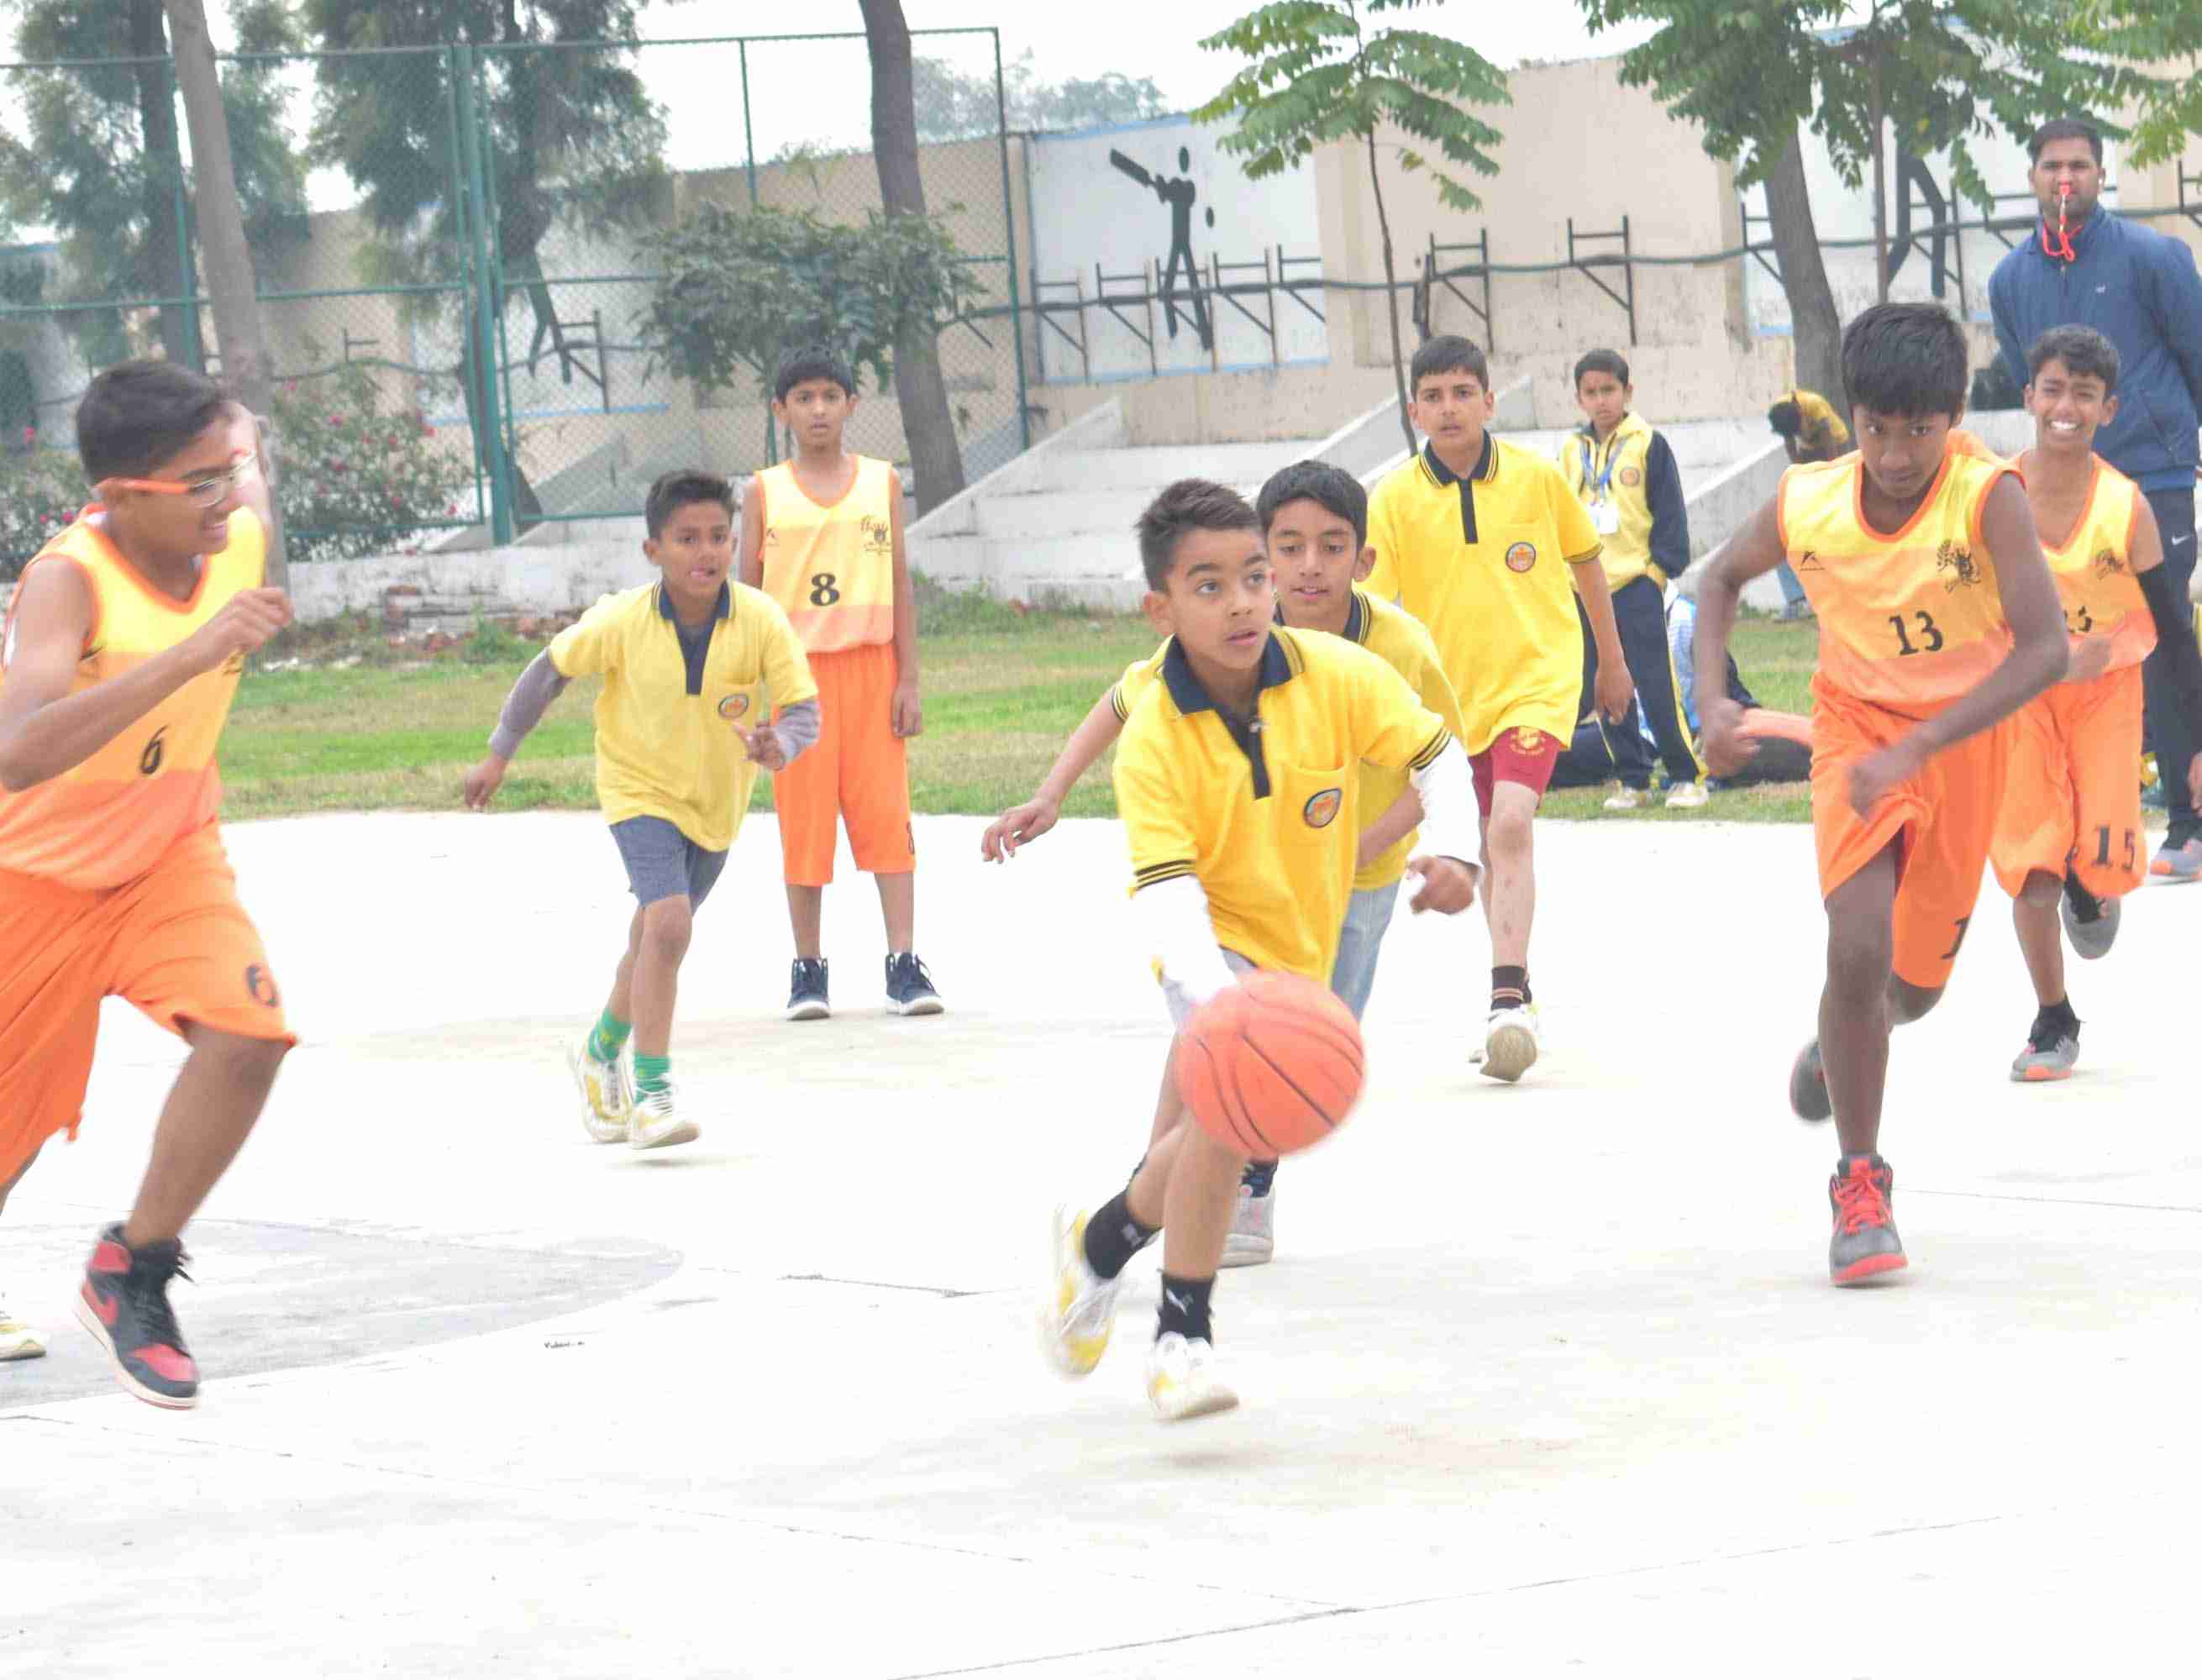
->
[[1482, 1003, 1541, 1083], [1146, 1331, 1239, 1422], [1040, 1206, 1125, 1378], [1603, 785, 1647, 811], [1664, 780, 1711, 810], [0, 1304, 45, 1362], [1218, 1181, 1274, 1268], [628, 1082, 699, 1150], [565, 1037, 630, 1144]]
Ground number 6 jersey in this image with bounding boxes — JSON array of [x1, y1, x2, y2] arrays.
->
[[1779, 446, 2016, 716], [754, 455, 897, 654]]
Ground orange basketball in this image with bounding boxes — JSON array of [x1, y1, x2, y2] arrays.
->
[[1175, 971, 1366, 1157]]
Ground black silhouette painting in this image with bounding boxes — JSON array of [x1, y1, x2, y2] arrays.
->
[[1110, 144, 1216, 351]]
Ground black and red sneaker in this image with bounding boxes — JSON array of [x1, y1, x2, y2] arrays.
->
[[72, 1225, 199, 1409], [1827, 1154, 1908, 1286]]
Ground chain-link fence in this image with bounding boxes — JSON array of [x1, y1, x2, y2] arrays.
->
[[0, 27, 1027, 574]]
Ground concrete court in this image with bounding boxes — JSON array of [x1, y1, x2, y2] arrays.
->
[[4, 807, 2200, 1678]]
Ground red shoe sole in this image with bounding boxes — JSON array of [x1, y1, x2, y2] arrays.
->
[[1832, 1251, 1910, 1286], [2020, 1065, 2073, 1083]]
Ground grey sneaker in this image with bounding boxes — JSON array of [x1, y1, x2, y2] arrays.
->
[[2011, 1008, 2080, 1083], [1789, 1038, 1832, 1122], [2060, 878, 2120, 961], [786, 958, 830, 1021], [1219, 1178, 1275, 1269], [1828, 1153, 1907, 1285], [886, 952, 944, 1016], [2152, 836, 2202, 884]]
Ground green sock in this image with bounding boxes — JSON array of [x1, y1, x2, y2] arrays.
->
[[587, 1009, 631, 1064], [633, 1053, 671, 1094]]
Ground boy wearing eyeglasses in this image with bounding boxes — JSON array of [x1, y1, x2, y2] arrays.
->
[[0, 359, 295, 1410]]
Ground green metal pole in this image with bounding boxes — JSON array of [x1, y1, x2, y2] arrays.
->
[[442, 47, 489, 510], [167, 59, 203, 369], [991, 28, 1030, 453], [476, 63, 523, 533], [739, 39, 759, 208], [453, 45, 513, 545]]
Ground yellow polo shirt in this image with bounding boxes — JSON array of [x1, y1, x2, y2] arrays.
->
[[1365, 435, 1602, 753], [549, 580, 817, 852], [1114, 627, 1453, 983]]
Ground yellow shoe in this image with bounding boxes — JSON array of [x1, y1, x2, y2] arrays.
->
[[565, 1037, 631, 1144], [1039, 1207, 1124, 1378], [0, 1305, 46, 1362], [1146, 1332, 1238, 1422]]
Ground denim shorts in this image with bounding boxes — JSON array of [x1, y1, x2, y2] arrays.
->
[[610, 816, 728, 910]]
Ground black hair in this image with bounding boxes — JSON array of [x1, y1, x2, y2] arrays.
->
[[1409, 333, 1490, 395], [1841, 302, 1968, 421], [1135, 478, 1261, 591], [2028, 323, 2120, 393], [644, 468, 734, 540], [1254, 459, 1368, 548], [773, 347, 857, 403], [1573, 349, 1631, 389], [1767, 398, 1805, 438], [2028, 118, 2104, 166], [76, 359, 231, 484]]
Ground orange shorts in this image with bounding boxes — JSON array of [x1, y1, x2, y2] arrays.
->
[[773, 641, 916, 887], [0, 823, 292, 1184], [1991, 662, 2147, 901], [1811, 679, 2010, 992]]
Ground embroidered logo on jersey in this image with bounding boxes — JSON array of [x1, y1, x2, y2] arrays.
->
[[1936, 540, 1982, 591], [221, 651, 245, 676], [1513, 727, 1551, 756], [1504, 542, 1537, 573], [717, 693, 751, 720], [860, 515, 891, 554], [1302, 787, 1344, 829], [2093, 547, 2127, 579], [1619, 466, 1642, 488], [763, 528, 780, 548], [1795, 550, 1823, 572]]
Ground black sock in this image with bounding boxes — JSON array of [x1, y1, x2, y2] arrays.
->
[[2035, 995, 2080, 1035], [1157, 1273, 1215, 1343], [1083, 1189, 1159, 1281], [1492, 963, 1532, 1011], [2062, 874, 2105, 923], [1241, 1158, 1278, 1196]]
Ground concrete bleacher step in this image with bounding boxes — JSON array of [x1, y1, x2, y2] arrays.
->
[[1030, 440, 1321, 493]]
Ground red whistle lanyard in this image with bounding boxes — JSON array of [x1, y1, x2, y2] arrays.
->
[[2043, 182, 2077, 262]]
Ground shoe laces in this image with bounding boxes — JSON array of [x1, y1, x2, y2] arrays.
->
[[894, 953, 936, 990], [2026, 1010, 2076, 1053], [128, 1245, 192, 1347], [638, 1083, 676, 1117], [1831, 1168, 1891, 1235]]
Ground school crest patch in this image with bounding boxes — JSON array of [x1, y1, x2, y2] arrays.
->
[[1936, 540, 1982, 591], [1504, 541, 1537, 573], [717, 693, 751, 720], [1619, 465, 1642, 488], [1302, 787, 1344, 829], [1513, 727, 1550, 756], [2093, 547, 2126, 579], [860, 514, 892, 554]]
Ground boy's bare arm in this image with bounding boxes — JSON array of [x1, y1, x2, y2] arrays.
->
[[981, 690, 1125, 861], [738, 476, 765, 591], [1694, 495, 1788, 775], [889, 486, 922, 738], [1356, 788, 1422, 870]]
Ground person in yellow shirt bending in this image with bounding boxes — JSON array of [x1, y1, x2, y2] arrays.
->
[[467, 470, 819, 1150], [1365, 335, 1635, 1084]]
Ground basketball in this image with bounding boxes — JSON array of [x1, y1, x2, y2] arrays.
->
[[1175, 972, 1366, 1157]]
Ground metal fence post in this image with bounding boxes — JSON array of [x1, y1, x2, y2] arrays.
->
[[453, 44, 513, 545], [739, 39, 759, 209], [991, 29, 1030, 453]]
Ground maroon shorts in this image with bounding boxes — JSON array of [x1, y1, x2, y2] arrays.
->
[[1469, 726, 1563, 816]]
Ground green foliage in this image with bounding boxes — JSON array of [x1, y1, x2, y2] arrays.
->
[[1195, 0, 1509, 212], [637, 202, 987, 402], [0, 444, 91, 575], [270, 359, 476, 564], [1575, 0, 2181, 210], [461, 614, 533, 666], [912, 49, 1170, 141]]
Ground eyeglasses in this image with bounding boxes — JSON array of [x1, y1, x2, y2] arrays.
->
[[102, 449, 259, 510]]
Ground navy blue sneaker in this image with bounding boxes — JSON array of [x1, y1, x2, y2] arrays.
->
[[886, 953, 943, 1016], [786, 958, 830, 1022]]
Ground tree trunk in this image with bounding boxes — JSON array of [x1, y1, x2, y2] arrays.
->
[[165, 0, 289, 591], [131, 0, 193, 366], [859, 0, 968, 517], [1366, 128, 1416, 458], [1869, 42, 1889, 304], [1764, 129, 1847, 418]]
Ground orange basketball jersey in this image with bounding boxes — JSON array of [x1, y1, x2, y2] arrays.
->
[[2031, 458, 2154, 671], [1780, 449, 2016, 714], [0, 507, 264, 890], [755, 455, 897, 654]]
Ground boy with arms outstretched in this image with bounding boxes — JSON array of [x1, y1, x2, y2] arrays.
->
[[1365, 335, 1636, 1082], [468, 470, 818, 1148], [1040, 480, 1481, 1421], [1695, 302, 2069, 1284], [1990, 326, 2202, 1081], [985, 461, 1464, 1266], [0, 360, 293, 1406]]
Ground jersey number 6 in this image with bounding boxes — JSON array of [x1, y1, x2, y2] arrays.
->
[[1888, 611, 1944, 656], [139, 726, 166, 776]]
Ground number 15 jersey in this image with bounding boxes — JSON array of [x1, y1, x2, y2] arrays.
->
[[1779, 448, 2017, 717]]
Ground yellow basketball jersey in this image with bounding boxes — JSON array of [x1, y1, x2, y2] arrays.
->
[[755, 455, 896, 654], [2027, 458, 2153, 672], [0, 507, 264, 889], [1780, 449, 2015, 714]]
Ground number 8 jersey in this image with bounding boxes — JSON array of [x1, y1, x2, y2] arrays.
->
[[0, 507, 263, 890], [1779, 447, 2016, 715], [754, 455, 897, 654]]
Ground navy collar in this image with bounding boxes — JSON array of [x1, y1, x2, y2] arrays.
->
[[1160, 631, 1295, 715], [656, 581, 732, 623], [657, 580, 731, 697], [1421, 433, 1495, 487], [1268, 589, 1368, 643]]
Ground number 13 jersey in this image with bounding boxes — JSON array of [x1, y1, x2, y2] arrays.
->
[[1779, 448, 2016, 716], [755, 455, 896, 654]]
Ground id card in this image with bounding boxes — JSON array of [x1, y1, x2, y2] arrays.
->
[[1591, 501, 1621, 535]]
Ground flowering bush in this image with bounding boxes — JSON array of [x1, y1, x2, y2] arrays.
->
[[0, 444, 95, 577]]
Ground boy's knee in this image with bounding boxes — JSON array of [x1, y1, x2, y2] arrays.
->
[[1825, 924, 1893, 999], [2020, 869, 2063, 908], [640, 896, 693, 956], [1485, 806, 1534, 860], [1889, 978, 1943, 1024]]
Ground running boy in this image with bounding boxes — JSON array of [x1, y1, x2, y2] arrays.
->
[[467, 470, 818, 1149], [1365, 334, 1635, 1082], [740, 349, 939, 1021], [0, 360, 294, 1407], [1695, 302, 2069, 1284], [1040, 480, 1481, 1421], [1562, 349, 1707, 810], [1991, 326, 2202, 1082], [983, 460, 1464, 1266]]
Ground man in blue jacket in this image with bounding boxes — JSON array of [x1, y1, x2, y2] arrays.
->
[[1993, 117, 2202, 880]]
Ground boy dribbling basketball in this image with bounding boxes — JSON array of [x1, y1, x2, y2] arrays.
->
[[1039, 480, 1480, 1422], [1694, 302, 2070, 1284]]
